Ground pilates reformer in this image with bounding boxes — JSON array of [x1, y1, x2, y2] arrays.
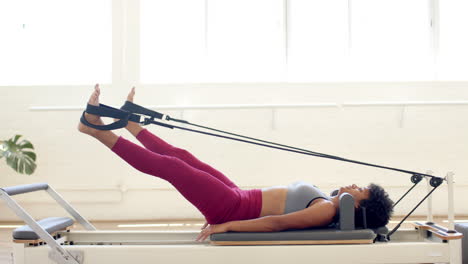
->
[[0, 180, 463, 264], [0, 102, 463, 263], [1, 176, 464, 264]]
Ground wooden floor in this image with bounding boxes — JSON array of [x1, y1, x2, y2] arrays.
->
[[0, 216, 458, 264]]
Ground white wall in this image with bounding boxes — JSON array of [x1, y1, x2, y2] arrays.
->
[[1, 82, 467, 221]]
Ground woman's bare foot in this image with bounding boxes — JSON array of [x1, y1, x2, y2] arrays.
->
[[124, 86, 144, 137], [78, 84, 105, 137], [127, 86, 136, 102]]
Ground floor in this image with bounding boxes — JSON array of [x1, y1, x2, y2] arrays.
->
[[0, 216, 454, 264]]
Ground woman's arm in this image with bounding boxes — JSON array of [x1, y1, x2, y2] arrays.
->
[[228, 215, 280, 232], [229, 199, 335, 232], [196, 216, 277, 241], [196, 199, 336, 241]]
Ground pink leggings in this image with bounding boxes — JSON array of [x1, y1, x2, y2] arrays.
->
[[111, 129, 262, 224]]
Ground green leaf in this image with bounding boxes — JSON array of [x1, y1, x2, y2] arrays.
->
[[22, 151, 37, 161], [6, 153, 14, 166], [12, 135, 22, 144], [11, 156, 19, 171], [24, 165, 33, 175], [5, 141, 17, 154], [18, 159, 25, 174], [25, 162, 36, 175], [19, 140, 34, 150], [2, 135, 37, 175]]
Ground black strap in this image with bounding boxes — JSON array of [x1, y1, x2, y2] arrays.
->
[[125, 102, 440, 179], [146, 119, 437, 177], [392, 174, 423, 209], [387, 177, 444, 239], [121, 101, 165, 120], [387, 185, 440, 239], [93, 101, 443, 181], [80, 103, 142, 131]]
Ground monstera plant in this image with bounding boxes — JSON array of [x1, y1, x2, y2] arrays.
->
[[0, 135, 37, 175]]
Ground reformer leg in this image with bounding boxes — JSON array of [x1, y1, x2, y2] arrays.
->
[[450, 239, 462, 264]]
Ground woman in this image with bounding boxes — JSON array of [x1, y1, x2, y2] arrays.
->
[[78, 84, 394, 242]]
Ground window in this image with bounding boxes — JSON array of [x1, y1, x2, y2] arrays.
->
[[141, 0, 439, 83], [0, 0, 111, 85], [438, 0, 468, 80], [349, 0, 432, 81], [140, 0, 284, 83], [205, 0, 284, 82], [140, 0, 206, 83], [287, 0, 349, 82]]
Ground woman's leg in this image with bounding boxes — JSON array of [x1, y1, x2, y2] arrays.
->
[[111, 136, 239, 224], [78, 85, 239, 224], [123, 88, 239, 189], [137, 129, 239, 189]]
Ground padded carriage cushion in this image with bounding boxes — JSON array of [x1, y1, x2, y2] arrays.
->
[[211, 228, 376, 243], [13, 217, 74, 240]]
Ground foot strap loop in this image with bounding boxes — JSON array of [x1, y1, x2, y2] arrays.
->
[[80, 104, 142, 131], [121, 101, 165, 120]]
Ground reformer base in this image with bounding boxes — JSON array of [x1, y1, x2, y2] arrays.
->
[[11, 228, 462, 264], [11, 238, 458, 264]]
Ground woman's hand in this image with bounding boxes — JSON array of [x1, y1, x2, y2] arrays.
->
[[196, 222, 230, 242]]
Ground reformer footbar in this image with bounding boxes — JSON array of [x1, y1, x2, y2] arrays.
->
[[81, 102, 449, 239]]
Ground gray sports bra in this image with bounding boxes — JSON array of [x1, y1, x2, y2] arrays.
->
[[284, 181, 330, 214]]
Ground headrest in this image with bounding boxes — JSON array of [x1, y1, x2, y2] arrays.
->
[[331, 189, 386, 231], [338, 193, 355, 230]]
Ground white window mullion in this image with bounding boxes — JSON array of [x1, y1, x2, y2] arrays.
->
[[205, 0, 209, 56], [284, 0, 289, 64], [429, 0, 440, 79], [124, 0, 140, 86], [347, 0, 352, 79], [347, 0, 352, 50], [113, 0, 140, 87], [112, 0, 125, 85]]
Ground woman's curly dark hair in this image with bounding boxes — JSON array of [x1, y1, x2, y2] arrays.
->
[[355, 183, 394, 229]]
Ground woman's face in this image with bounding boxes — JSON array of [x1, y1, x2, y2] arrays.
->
[[338, 184, 371, 206]]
